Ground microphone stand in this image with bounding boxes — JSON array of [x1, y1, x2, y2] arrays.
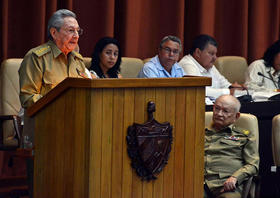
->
[[257, 72, 280, 100], [229, 85, 253, 103], [257, 72, 279, 89]]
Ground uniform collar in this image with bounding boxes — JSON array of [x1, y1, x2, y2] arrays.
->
[[47, 40, 62, 58], [155, 55, 167, 71], [154, 55, 181, 72], [47, 40, 83, 60], [206, 122, 233, 133]]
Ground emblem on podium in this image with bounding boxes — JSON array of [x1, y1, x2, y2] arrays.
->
[[126, 101, 173, 181]]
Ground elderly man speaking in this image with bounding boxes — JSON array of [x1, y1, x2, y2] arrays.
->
[[204, 95, 259, 198], [19, 9, 90, 109], [19, 9, 92, 144], [18, 9, 91, 197]]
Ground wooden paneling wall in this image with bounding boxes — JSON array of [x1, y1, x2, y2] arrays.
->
[[33, 85, 205, 198]]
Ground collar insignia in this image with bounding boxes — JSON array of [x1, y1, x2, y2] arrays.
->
[[243, 130, 250, 135]]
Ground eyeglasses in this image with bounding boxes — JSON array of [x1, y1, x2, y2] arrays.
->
[[161, 47, 180, 55], [213, 105, 235, 116], [62, 27, 83, 36]]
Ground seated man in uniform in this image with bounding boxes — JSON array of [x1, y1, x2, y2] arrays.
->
[[138, 35, 186, 78], [204, 95, 259, 198], [179, 34, 243, 99]]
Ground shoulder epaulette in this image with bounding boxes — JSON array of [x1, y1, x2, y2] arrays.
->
[[33, 45, 51, 57], [232, 125, 250, 136]]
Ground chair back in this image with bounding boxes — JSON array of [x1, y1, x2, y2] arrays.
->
[[272, 114, 280, 166], [214, 56, 248, 84], [143, 58, 151, 64], [120, 57, 144, 78], [83, 57, 91, 69], [83, 57, 144, 78], [0, 59, 23, 146], [0, 59, 22, 115]]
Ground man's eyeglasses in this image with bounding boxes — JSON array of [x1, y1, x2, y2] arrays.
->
[[161, 47, 180, 55], [63, 28, 83, 36], [213, 105, 235, 116]]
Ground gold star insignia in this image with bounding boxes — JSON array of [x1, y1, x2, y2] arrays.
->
[[243, 130, 250, 135]]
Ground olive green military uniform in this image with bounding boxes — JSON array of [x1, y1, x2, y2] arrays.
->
[[19, 40, 87, 108], [19, 40, 87, 143], [204, 124, 259, 198]]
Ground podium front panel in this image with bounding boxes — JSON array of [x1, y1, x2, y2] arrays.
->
[[32, 80, 207, 198]]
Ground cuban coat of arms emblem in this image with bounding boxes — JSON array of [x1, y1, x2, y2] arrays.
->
[[126, 101, 173, 181]]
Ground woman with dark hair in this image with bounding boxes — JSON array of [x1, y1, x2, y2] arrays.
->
[[89, 37, 122, 78], [245, 40, 280, 92]]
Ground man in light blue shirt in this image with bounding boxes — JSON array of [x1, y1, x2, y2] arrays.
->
[[138, 35, 186, 78]]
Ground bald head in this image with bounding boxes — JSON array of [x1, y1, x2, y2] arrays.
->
[[212, 95, 241, 130], [216, 95, 241, 112]]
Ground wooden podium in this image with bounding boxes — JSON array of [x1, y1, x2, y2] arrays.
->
[[27, 77, 211, 198]]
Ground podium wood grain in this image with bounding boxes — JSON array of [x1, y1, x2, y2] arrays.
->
[[29, 77, 211, 198]]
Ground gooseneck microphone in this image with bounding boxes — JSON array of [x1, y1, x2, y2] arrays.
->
[[228, 85, 253, 102], [257, 72, 278, 83], [256, 72, 280, 101], [257, 72, 279, 89]]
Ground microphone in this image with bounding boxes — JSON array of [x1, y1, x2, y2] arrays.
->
[[257, 72, 279, 84], [229, 86, 253, 103], [257, 72, 280, 100]]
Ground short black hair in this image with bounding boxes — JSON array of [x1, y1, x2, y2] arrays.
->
[[190, 34, 218, 55], [89, 37, 122, 78], [263, 40, 280, 68]]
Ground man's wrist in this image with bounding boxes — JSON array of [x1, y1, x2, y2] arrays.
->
[[230, 176, 238, 185]]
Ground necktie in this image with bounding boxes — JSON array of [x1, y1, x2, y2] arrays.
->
[[278, 76, 280, 89]]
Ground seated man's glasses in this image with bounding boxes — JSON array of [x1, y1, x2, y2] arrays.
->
[[161, 47, 180, 55], [213, 105, 235, 116]]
